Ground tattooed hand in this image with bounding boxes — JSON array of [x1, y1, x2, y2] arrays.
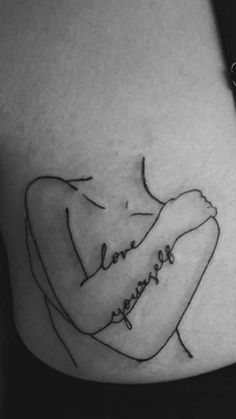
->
[[158, 189, 217, 246]]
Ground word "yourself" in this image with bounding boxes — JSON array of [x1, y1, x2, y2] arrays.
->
[[111, 245, 175, 330]]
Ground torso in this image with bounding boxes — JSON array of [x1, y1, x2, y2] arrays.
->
[[1, 0, 236, 383]]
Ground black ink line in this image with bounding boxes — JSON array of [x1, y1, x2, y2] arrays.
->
[[25, 175, 79, 192], [24, 206, 70, 321], [90, 330, 175, 363], [125, 201, 129, 209], [25, 217, 71, 323], [65, 207, 89, 282], [173, 189, 217, 217], [44, 295, 78, 367], [141, 157, 165, 206], [91, 319, 187, 363], [28, 206, 80, 365], [25, 218, 47, 298], [82, 193, 106, 210], [67, 176, 93, 182], [129, 212, 154, 217], [176, 328, 193, 359]]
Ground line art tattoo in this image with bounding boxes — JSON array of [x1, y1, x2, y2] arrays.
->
[[24, 157, 220, 367]]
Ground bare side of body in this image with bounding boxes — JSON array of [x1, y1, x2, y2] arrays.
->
[[1, 0, 236, 383]]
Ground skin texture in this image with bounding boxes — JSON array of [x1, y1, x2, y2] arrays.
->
[[1, 0, 236, 382]]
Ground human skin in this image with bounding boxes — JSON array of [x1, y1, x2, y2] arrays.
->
[[1, 0, 236, 383]]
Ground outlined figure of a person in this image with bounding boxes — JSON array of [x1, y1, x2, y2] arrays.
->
[[25, 157, 220, 366]]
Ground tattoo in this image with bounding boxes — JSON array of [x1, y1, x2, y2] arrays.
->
[[82, 193, 106, 210], [24, 157, 220, 367], [111, 245, 175, 330]]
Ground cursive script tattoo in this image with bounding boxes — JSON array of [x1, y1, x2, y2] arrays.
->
[[80, 240, 138, 286], [111, 245, 175, 330]]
